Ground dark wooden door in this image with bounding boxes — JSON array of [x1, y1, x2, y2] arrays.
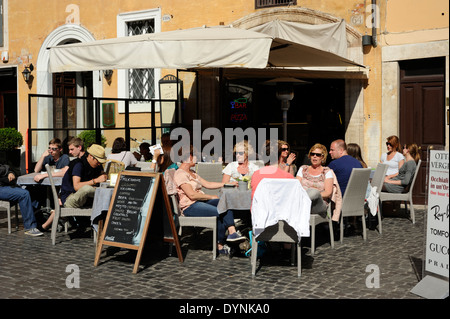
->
[[399, 57, 446, 204], [53, 72, 77, 130]]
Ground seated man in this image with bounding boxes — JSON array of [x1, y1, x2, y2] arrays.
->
[[67, 137, 86, 160], [60, 144, 107, 209], [33, 138, 70, 182], [38, 137, 88, 231], [0, 163, 43, 236], [328, 139, 363, 236], [328, 139, 362, 196]]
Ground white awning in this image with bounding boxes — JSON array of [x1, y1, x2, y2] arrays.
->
[[48, 25, 364, 73], [250, 19, 349, 58]]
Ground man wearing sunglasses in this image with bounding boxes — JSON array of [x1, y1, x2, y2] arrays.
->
[[33, 138, 70, 182], [39, 144, 106, 232]]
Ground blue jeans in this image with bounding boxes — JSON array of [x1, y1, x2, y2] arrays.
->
[[0, 186, 37, 230], [183, 198, 235, 244]]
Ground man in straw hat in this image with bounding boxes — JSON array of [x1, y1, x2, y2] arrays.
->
[[59, 144, 107, 209], [38, 145, 106, 231]]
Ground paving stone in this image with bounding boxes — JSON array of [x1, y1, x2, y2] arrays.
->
[[0, 207, 432, 302]]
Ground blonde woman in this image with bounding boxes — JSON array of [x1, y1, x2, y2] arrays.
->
[[222, 140, 259, 183], [296, 143, 333, 217]]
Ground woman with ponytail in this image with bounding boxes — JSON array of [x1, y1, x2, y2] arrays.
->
[[382, 143, 420, 193]]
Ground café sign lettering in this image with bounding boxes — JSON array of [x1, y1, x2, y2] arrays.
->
[[230, 98, 248, 123], [425, 150, 449, 277]]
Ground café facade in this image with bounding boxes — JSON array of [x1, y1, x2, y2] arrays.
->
[[0, 0, 448, 203]]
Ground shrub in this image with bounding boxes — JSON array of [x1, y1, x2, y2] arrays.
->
[[0, 128, 23, 151], [77, 130, 107, 148]]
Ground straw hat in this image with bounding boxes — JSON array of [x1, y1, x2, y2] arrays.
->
[[87, 144, 107, 163]]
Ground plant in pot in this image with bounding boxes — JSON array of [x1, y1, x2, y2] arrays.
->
[[236, 175, 251, 191], [0, 128, 23, 171], [77, 130, 107, 148]]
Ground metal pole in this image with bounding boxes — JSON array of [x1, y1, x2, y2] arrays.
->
[[281, 100, 290, 142]]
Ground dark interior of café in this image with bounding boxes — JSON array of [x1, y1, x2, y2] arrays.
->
[[223, 78, 346, 166]]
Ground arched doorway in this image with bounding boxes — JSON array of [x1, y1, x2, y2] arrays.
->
[[33, 24, 103, 159]]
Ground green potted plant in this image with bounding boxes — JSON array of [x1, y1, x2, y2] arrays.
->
[[0, 128, 23, 169], [236, 175, 251, 191], [77, 130, 107, 148]]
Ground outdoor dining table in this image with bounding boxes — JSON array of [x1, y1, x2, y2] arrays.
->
[[91, 183, 115, 231], [16, 172, 63, 187], [16, 172, 63, 210], [217, 187, 252, 214]]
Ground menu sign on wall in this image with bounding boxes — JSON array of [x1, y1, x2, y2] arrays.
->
[[425, 150, 449, 278]]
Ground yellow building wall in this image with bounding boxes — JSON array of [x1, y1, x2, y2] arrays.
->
[[0, 1, 358, 142], [3, 0, 447, 162]]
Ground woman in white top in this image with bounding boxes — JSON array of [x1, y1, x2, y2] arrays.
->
[[222, 140, 259, 183], [380, 135, 405, 177], [107, 137, 138, 168]]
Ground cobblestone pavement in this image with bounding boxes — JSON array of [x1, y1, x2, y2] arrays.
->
[[0, 206, 431, 306]]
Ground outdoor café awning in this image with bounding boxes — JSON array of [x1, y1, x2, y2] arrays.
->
[[48, 25, 365, 73]]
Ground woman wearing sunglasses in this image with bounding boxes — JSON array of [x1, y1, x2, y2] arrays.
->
[[222, 140, 259, 183], [383, 143, 420, 193], [380, 135, 405, 177], [277, 140, 296, 176], [174, 144, 245, 256], [296, 143, 333, 217]]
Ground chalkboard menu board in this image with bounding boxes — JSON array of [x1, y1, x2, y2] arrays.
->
[[104, 174, 155, 245], [94, 171, 183, 273]]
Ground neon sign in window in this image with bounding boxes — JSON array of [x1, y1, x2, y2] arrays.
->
[[230, 98, 248, 123]]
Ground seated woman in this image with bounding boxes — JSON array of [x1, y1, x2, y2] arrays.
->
[[173, 145, 244, 256], [296, 143, 334, 218], [381, 135, 405, 177], [277, 140, 296, 176], [107, 137, 138, 168], [222, 140, 259, 183], [347, 142, 372, 199], [382, 143, 420, 193], [347, 143, 368, 168]]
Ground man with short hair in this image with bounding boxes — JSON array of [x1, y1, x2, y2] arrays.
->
[[33, 138, 70, 182], [60, 144, 107, 208], [329, 139, 363, 196], [329, 139, 363, 237], [38, 137, 88, 231], [68, 137, 85, 159]]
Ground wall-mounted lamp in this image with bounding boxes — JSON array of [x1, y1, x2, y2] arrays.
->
[[103, 69, 113, 79], [362, 35, 373, 47], [22, 63, 34, 83]]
